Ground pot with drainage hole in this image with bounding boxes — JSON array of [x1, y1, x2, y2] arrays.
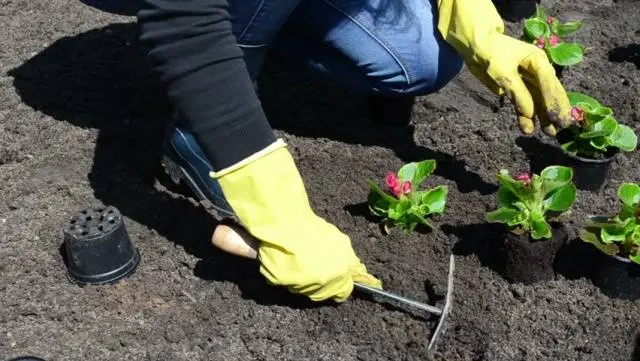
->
[[63, 205, 140, 285]]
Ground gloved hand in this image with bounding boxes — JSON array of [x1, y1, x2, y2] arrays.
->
[[436, 0, 573, 136], [210, 140, 382, 302]]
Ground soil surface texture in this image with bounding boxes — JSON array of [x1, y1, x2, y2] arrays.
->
[[2, 0, 639, 360]]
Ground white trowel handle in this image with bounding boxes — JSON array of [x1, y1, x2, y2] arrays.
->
[[211, 223, 260, 260]]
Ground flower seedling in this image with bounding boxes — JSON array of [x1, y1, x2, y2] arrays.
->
[[579, 183, 640, 265], [522, 5, 585, 67], [559, 91, 637, 157], [486, 166, 576, 240], [368, 159, 447, 233]]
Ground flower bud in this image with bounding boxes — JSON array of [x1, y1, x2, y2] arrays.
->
[[548, 35, 559, 46], [536, 37, 545, 49], [571, 107, 585, 122], [385, 171, 399, 189], [515, 172, 532, 186], [402, 181, 412, 194]]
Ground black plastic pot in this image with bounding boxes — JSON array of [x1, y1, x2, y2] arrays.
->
[[7, 357, 46, 361], [497, 223, 568, 284], [591, 253, 640, 301], [493, 0, 539, 22], [62, 206, 140, 286], [553, 64, 565, 79], [557, 146, 618, 191]]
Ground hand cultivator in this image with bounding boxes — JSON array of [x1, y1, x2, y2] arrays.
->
[[211, 223, 455, 352]]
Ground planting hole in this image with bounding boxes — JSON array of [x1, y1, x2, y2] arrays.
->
[[81, 210, 87, 214], [70, 219, 76, 224], [98, 225, 103, 232], [86, 216, 92, 221], [81, 230, 88, 236], [109, 219, 115, 224]]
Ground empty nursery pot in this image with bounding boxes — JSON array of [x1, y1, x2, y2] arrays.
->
[[498, 223, 568, 285], [62, 206, 140, 286], [591, 253, 640, 301]]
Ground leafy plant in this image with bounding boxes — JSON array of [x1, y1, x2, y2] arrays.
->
[[558, 91, 637, 157], [368, 159, 447, 233], [486, 166, 576, 240], [522, 5, 585, 67], [579, 183, 640, 265]]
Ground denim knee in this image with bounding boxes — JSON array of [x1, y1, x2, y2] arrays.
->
[[374, 42, 464, 96]]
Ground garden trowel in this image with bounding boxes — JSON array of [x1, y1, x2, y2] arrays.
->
[[210, 223, 455, 352]]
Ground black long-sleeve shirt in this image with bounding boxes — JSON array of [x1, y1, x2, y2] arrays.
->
[[137, 0, 276, 171]]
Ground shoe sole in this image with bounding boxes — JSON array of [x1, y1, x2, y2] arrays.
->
[[161, 155, 238, 222]]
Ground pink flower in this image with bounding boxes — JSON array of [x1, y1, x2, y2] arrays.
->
[[547, 16, 555, 25], [385, 171, 399, 189], [535, 37, 545, 49], [515, 172, 532, 186], [548, 35, 559, 46], [571, 107, 585, 122], [401, 181, 412, 195]]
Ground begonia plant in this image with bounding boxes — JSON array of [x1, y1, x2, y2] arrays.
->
[[368, 159, 447, 233], [486, 165, 576, 240], [579, 183, 640, 265], [559, 91, 637, 157], [522, 5, 585, 67]]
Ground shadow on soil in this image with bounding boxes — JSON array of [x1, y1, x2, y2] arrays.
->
[[8, 22, 492, 305], [514, 135, 564, 174], [440, 222, 506, 276], [609, 43, 640, 69], [632, 334, 640, 361]]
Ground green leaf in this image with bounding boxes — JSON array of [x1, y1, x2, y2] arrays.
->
[[609, 124, 637, 152], [397, 159, 436, 188], [618, 183, 640, 207], [601, 223, 629, 244], [388, 198, 411, 220], [556, 21, 582, 37], [583, 106, 614, 125], [567, 92, 601, 108], [588, 136, 610, 150], [631, 225, 640, 245], [629, 253, 640, 265], [579, 227, 619, 256], [497, 171, 535, 203], [405, 211, 433, 231], [579, 117, 617, 138], [524, 18, 548, 39], [540, 165, 573, 194], [496, 185, 519, 208], [422, 185, 448, 214], [543, 184, 577, 212], [530, 213, 552, 240], [367, 181, 397, 216], [534, 5, 547, 21], [547, 43, 584, 66], [486, 207, 521, 225]]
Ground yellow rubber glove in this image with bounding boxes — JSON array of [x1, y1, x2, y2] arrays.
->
[[436, 0, 573, 136], [210, 140, 382, 302]]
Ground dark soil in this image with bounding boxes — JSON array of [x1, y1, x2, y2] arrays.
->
[[498, 223, 568, 285], [1, 0, 639, 360]]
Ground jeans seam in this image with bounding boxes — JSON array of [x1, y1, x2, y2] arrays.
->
[[237, 0, 269, 47], [321, 0, 411, 92]]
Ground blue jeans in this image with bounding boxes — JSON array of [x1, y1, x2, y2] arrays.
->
[[80, 0, 463, 94], [80, 0, 463, 216]]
